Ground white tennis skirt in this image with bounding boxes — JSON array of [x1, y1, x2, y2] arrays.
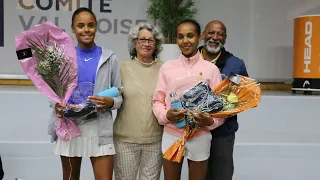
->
[[53, 120, 115, 157]]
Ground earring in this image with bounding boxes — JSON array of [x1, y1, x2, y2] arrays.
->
[[95, 33, 99, 39], [71, 33, 76, 40]]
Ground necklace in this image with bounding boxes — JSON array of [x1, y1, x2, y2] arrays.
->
[[135, 57, 157, 67]]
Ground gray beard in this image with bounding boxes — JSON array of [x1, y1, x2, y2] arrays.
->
[[205, 43, 223, 54]]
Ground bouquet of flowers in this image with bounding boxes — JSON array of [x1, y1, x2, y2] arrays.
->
[[163, 73, 261, 163], [15, 21, 80, 141], [211, 73, 261, 118]]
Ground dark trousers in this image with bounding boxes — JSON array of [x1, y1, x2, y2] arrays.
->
[[206, 133, 235, 180], [0, 156, 3, 180]]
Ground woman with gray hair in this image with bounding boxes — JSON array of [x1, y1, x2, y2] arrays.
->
[[113, 22, 164, 180]]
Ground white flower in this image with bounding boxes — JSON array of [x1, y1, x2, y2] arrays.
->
[[46, 46, 54, 53], [39, 61, 51, 72]]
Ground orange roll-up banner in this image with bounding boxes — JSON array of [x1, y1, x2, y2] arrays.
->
[[292, 15, 320, 91]]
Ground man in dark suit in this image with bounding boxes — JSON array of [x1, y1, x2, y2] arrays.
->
[[199, 20, 248, 180]]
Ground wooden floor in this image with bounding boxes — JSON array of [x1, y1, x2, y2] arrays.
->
[[0, 79, 292, 91]]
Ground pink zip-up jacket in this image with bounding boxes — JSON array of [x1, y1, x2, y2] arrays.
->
[[152, 51, 226, 137]]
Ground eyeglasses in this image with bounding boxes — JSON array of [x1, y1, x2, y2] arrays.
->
[[136, 38, 155, 45]]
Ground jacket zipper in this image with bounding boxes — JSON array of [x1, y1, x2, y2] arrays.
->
[[188, 58, 191, 76]]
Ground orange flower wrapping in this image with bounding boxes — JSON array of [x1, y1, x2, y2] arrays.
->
[[163, 125, 198, 163], [163, 75, 261, 163], [211, 75, 261, 118]]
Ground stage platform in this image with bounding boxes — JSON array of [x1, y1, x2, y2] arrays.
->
[[0, 86, 319, 180]]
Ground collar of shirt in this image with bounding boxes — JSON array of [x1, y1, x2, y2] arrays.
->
[[201, 49, 222, 64]]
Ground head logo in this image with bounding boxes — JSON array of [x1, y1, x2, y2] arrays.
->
[[0, 0, 3, 47]]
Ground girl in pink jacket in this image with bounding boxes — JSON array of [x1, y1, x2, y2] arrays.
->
[[152, 20, 225, 180]]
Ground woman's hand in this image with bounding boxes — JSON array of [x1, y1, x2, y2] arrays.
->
[[87, 96, 114, 110], [55, 103, 66, 118], [191, 110, 214, 127], [166, 108, 187, 123]]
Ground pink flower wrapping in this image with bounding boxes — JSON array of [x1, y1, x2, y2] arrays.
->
[[15, 21, 80, 141]]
